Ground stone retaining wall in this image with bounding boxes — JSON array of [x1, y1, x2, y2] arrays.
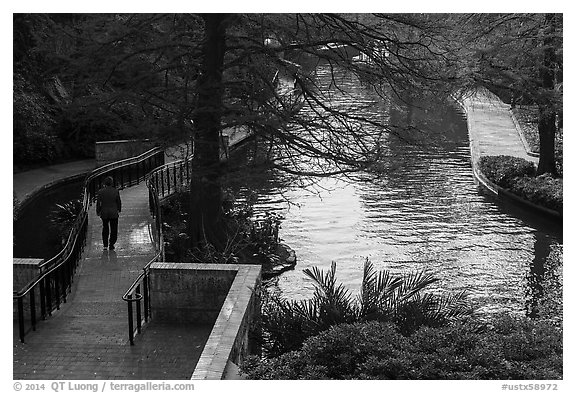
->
[[150, 263, 237, 324], [148, 263, 262, 379], [13, 258, 43, 293], [95, 139, 156, 167]]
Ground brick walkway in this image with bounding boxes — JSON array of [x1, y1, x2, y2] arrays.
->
[[13, 183, 211, 380]]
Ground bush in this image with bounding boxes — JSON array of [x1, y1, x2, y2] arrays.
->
[[479, 155, 536, 188], [241, 316, 562, 380], [510, 174, 563, 213], [259, 261, 473, 358], [479, 155, 562, 213], [161, 190, 284, 264]]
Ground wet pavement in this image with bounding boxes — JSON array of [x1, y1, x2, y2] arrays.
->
[[13, 183, 211, 380]]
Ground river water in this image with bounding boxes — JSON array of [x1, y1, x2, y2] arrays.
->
[[232, 64, 563, 318]]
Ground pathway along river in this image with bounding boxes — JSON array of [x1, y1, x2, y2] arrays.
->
[[231, 64, 562, 319]]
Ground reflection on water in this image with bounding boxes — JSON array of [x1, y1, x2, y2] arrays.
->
[[232, 65, 562, 318]]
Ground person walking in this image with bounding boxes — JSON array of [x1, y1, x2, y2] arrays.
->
[[96, 176, 122, 250]]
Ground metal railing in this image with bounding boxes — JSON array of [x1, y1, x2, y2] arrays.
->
[[122, 254, 157, 346], [122, 136, 251, 345], [13, 147, 165, 343], [122, 155, 193, 344]]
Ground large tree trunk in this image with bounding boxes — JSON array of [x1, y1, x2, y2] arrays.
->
[[536, 14, 558, 177], [537, 106, 557, 176], [188, 14, 228, 251]]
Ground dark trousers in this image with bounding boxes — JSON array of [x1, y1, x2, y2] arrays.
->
[[101, 218, 119, 247]]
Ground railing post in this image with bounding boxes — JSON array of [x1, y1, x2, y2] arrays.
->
[[45, 277, 52, 316], [18, 297, 25, 343], [136, 285, 142, 334], [58, 269, 65, 306], [160, 170, 165, 196], [155, 175, 159, 198], [127, 295, 134, 345], [39, 280, 46, 320], [173, 163, 177, 190], [62, 263, 69, 303], [30, 289, 36, 331], [143, 273, 150, 322], [167, 167, 171, 195], [54, 273, 60, 309]]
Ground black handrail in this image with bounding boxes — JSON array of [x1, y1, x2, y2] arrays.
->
[[122, 252, 160, 345], [122, 154, 193, 345], [13, 147, 165, 343], [121, 133, 252, 344]]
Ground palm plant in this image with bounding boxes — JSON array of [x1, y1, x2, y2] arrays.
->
[[261, 259, 474, 357], [48, 198, 83, 244]]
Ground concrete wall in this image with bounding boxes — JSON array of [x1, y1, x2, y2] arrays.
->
[[95, 139, 156, 167], [13, 258, 43, 293], [13, 258, 43, 324], [150, 263, 237, 325], [148, 263, 261, 380], [191, 264, 261, 380]]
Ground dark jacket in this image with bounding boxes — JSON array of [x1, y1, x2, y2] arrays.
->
[[96, 185, 122, 219]]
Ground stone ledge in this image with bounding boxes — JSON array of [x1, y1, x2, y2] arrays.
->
[[13, 258, 43, 293], [148, 262, 261, 380]]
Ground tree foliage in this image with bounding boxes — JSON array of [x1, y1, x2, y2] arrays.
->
[[14, 13, 562, 248], [452, 13, 562, 176]]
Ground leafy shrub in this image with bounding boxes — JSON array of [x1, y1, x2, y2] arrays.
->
[[479, 155, 536, 188], [479, 155, 562, 213], [510, 174, 562, 213], [161, 190, 283, 264], [241, 316, 562, 380], [260, 261, 473, 357]]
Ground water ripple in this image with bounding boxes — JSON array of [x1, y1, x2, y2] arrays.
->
[[244, 66, 562, 318]]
